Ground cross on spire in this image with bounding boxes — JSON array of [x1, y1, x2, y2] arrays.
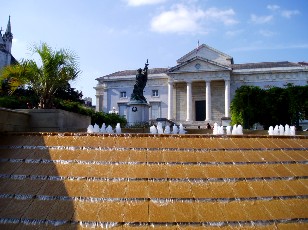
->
[[196, 40, 201, 54]]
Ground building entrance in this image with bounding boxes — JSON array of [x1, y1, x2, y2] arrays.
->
[[195, 100, 205, 121]]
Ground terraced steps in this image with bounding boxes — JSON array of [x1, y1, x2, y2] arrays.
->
[[0, 133, 307, 229]]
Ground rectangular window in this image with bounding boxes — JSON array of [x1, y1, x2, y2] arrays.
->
[[151, 102, 160, 120], [152, 90, 159, 97], [118, 104, 127, 118], [120, 91, 127, 98]]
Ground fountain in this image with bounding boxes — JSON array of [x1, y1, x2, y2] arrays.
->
[[290, 126, 296, 135], [178, 123, 187, 134], [213, 123, 224, 135], [218, 125, 224, 134], [268, 126, 274, 135], [157, 122, 164, 134], [171, 124, 178, 134], [150, 125, 157, 134], [164, 125, 171, 134], [226, 126, 232, 135], [0, 129, 306, 229], [115, 123, 121, 134], [213, 123, 218, 135], [93, 123, 100, 133], [230, 124, 243, 135], [100, 123, 106, 133], [106, 125, 114, 134], [279, 125, 284, 135], [87, 125, 94, 133], [268, 124, 295, 136], [231, 125, 237, 135], [273, 125, 279, 135], [236, 125, 243, 135], [285, 124, 290, 135]]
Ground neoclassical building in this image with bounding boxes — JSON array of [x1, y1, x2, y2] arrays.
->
[[0, 16, 16, 70], [95, 44, 308, 126]]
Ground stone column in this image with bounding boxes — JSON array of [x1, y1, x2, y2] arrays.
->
[[186, 81, 192, 121], [205, 81, 211, 121], [103, 89, 108, 113], [94, 84, 105, 112], [224, 79, 230, 117], [95, 95, 101, 112], [167, 81, 173, 120]]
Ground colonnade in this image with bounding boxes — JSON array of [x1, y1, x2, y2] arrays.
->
[[167, 79, 230, 121]]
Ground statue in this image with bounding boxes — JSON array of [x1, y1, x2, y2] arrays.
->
[[130, 59, 149, 103]]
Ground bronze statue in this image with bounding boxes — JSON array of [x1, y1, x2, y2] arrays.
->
[[130, 59, 149, 103]]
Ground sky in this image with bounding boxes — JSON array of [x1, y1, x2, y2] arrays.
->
[[1, 0, 307, 105]]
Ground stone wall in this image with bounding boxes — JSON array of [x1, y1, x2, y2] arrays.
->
[[211, 80, 225, 121], [0, 108, 30, 132], [0, 108, 90, 132]]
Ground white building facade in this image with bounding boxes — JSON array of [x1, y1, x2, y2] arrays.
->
[[95, 44, 308, 126]]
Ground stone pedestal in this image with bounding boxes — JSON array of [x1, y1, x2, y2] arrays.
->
[[127, 102, 150, 126]]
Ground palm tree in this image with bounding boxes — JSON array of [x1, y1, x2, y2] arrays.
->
[[0, 42, 80, 108]]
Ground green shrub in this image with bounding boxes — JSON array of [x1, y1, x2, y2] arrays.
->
[[0, 95, 29, 109], [55, 99, 127, 128]]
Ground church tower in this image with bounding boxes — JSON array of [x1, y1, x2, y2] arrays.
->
[[3, 16, 13, 53], [0, 16, 15, 69]]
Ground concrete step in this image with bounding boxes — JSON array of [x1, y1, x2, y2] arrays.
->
[[0, 133, 307, 229]]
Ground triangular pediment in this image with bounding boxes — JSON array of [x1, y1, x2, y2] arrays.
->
[[177, 44, 233, 66], [168, 56, 231, 73]]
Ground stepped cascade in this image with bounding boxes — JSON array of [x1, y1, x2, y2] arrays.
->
[[0, 133, 307, 229]]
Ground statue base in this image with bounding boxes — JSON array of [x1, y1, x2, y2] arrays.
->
[[127, 101, 150, 126]]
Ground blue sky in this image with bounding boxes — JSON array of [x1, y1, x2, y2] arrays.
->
[[1, 0, 307, 104]]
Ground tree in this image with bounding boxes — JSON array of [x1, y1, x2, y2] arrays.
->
[[285, 84, 308, 128], [230, 85, 263, 129], [231, 84, 308, 130], [0, 42, 80, 109], [261, 86, 289, 129], [54, 83, 83, 103]]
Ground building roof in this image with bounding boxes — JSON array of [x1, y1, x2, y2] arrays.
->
[[168, 56, 232, 73], [10, 54, 18, 65], [97, 61, 307, 80], [232, 61, 303, 70], [298, 62, 308, 66], [177, 43, 233, 64], [98, 68, 168, 79]]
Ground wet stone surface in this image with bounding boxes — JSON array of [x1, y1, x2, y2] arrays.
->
[[0, 133, 307, 229]]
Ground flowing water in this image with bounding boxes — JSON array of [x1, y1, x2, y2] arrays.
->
[[0, 133, 307, 229]]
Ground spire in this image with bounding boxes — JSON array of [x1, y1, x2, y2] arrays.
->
[[4, 15, 13, 41], [6, 16, 11, 34], [3, 16, 13, 52]]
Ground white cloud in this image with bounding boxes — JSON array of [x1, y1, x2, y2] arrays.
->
[[250, 14, 273, 24], [281, 10, 300, 18], [259, 29, 275, 37], [150, 4, 204, 33], [267, 5, 280, 11], [150, 4, 238, 34], [225, 29, 243, 37], [204, 8, 238, 26], [267, 4, 300, 19], [126, 0, 166, 6]]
